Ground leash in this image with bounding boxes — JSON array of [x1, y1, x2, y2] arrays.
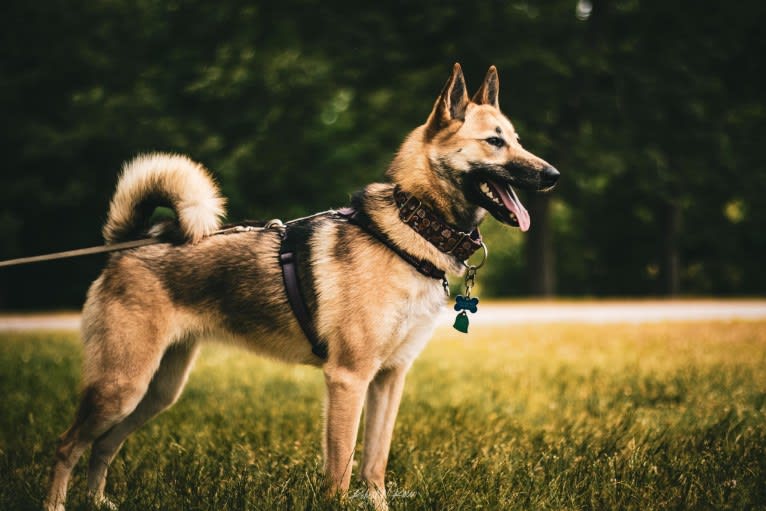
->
[[0, 238, 163, 268], [0, 223, 274, 269]]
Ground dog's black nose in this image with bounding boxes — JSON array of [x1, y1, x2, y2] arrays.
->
[[541, 165, 560, 188]]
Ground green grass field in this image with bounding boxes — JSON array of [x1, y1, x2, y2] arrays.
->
[[1, 321, 765, 510]]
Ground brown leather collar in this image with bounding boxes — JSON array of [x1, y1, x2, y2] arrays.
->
[[393, 186, 482, 262]]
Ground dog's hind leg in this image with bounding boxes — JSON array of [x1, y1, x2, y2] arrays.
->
[[44, 408, 97, 511], [44, 322, 175, 511], [86, 339, 200, 507]]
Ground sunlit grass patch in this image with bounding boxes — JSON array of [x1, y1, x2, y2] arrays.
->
[[1, 321, 764, 510]]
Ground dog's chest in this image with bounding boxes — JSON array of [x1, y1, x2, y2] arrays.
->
[[380, 281, 445, 369], [312, 220, 451, 368]]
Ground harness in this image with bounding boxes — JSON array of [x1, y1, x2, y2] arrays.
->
[[278, 188, 484, 360], [278, 215, 328, 359]]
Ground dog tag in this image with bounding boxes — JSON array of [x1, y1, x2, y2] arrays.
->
[[453, 311, 469, 333], [454, 294, 479, 313]]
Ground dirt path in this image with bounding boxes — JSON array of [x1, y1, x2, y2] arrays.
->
[[0, 313, 81, 331], [462, 299, 766, 326], [1, 300, 765, 332]]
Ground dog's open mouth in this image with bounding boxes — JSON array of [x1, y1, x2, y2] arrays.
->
[[477, 179, 530, 231]]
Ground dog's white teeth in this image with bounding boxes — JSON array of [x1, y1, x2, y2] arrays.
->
[[480, 181, 506, 208], [480, 182, 501, 204]]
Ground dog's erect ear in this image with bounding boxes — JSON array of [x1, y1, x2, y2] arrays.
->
[[472, 65, 500, 109], [425, 63, 470, 139]]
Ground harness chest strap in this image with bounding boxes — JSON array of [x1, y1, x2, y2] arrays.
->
[[277, 208, 447, 361], [278, 190, 485, 360], [335, 207, 448, 282], [278, 226, 328, 359]]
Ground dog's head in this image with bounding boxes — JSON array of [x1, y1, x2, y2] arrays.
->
[[391, 63, 559, 231]]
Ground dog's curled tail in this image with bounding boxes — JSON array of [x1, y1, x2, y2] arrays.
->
[[103, 153, 226, 244]]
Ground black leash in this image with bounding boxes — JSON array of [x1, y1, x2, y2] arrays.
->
[[0, 238, 163, 268]]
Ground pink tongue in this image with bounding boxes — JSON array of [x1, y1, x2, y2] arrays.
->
[[491, 181, 531, 232]]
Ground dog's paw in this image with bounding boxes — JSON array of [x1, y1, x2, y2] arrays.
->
[[365, 481, 388, 511], [92, 493, 118, 511], [366, 484, 389, 511]]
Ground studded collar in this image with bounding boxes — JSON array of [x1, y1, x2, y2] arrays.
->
[[392, 186, 483, 263]]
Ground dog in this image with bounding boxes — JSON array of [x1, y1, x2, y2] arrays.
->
[[44, 63, 558, 511]]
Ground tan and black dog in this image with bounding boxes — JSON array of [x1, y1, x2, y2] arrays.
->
[[45, 63, 558, 511]]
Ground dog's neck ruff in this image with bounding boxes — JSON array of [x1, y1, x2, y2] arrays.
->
[[392, 185, 483, 262]]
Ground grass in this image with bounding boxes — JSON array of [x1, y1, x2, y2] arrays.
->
[[1, 321, 765, 510]]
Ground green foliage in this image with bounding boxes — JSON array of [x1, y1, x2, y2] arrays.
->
[[1, 0, 764, 306], [1, 321, 765, 509]]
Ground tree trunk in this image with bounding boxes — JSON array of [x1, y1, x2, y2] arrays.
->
[[525, 194, 556, 296], [660, 200, 681, 296]]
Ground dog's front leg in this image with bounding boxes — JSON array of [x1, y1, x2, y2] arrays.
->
[[360, 365, 407, 508], [322, 364, 374, 496]]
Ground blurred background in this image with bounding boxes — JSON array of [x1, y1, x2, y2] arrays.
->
[[0, 0, 764, 309]]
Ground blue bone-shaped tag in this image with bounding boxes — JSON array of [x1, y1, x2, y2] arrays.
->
[[454, 295, 479, 313]]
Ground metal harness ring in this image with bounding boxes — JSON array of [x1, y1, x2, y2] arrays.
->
[[462, 240, 488, 269]]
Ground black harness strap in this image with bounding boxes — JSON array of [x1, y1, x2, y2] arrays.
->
[[336, 207, 448, 282], [278, 224, 328, 359], [278, 202, 457, 361]]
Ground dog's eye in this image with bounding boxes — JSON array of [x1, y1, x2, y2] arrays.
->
[[485, 137, 505, 148]]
